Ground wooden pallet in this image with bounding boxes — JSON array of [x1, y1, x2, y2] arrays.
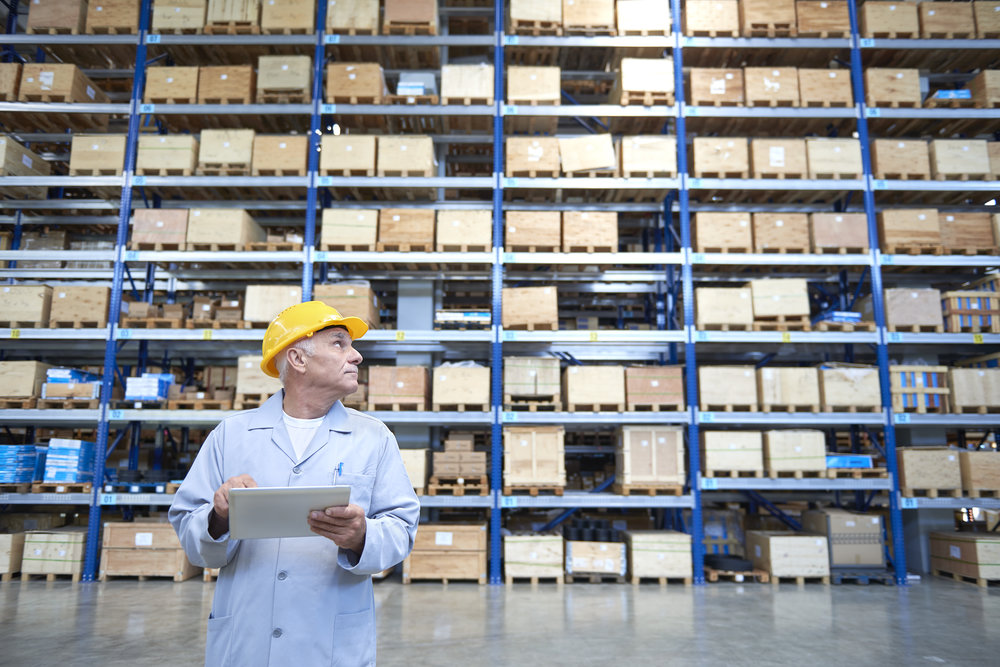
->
[[565, 573, 626, 583], [935, 172, 990, 181], [810, 172, 863, 180], [745, 101, 799, 109], [121, 317, 185, 329], [626, 402, 685, 412], [503, 396, 560, 411], [184, 319, 254, 330], [510, 19, 562, 36], [770, 574, 830, 585], [765, 470, 826, 479], [753, 315, 811, 331], [245, 241, 304, 251], [887, 323, 945, 333], [68, 168, 120, 176], [185, 243, 242, 252], [612, 483, 684, 496], [435, 243, 491, 252], [505, 245, 560, 253], [127, 242, 184, 251], [821, 404, 882, 413], [562, 244, 616, 252], [696, 247, 751, 254], [941, 247, 1000, 257], [503, 485, 564, 496], [367, 402, 426, 411], [704, 567, 769, 583], [402, 573, 487, 585], [505, 574, 564, 585], [383, 21, 436, 36], [621, 169, 677, 178], [755, 246, 810, 254], [135, 167, 193, 176], [431, 403, 490, 412], [565, 403, 625, 413], [563, 23, 616, 36], [873, 172, 930, 181], [166, 399, 233, 411], [952, 404, 1000, 414], [113, 400, 165, 410], [866, 100, 919, 108], [699, 403, 758, 412], [901, 487, 963, 499], [31, 482, 92, 493], [319, 243, 377, 252], [830, 569, 895, 585], [36, 399, 100, 409], [99, 572, 193, 583], [630, 575, 692, 585], [965, 488, 1000, 498], [745, 24, 796, 38], [426, 475, 489, 497], [203, 568, 220, 582], [49, 320, 105, 329], [0, 483, 32, 493], [504, 322, 559, 331], [196, 163, 251, 175], [21, 572, 82, 583], [233, 393, 271, 410], [691, 170, 748, 178], [883, 244, 945, 256], [703, 469, 764, 478], [0, 398, 37, 409], [614, 91, 674, 106], [824, 468, 888, 479], [144, 96, 197, 104], [813, 321, 878, 333], [375, 242, 433, 252], [203, 21, 260, 35], [932, 569, 1000, 588], [759, 403, 820, 413]]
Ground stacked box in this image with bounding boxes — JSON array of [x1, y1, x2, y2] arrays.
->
[[565, 541, 626, 577], [432, 365, 490, 408], [378, 209, 435, 249], [693, 212, 752, 252], [0, 361, 52, 398], [747, 531, 829, 577], [692, 137, 749, 177], [870, 139, 931, 180], [377, 136, 434, 176], [806, 138, 862, 179], [136, 135, 199, 175], [326, 63, 387, 103], [810, 213, 869, 252], [939, 212, 997, 254], [21, 529, 87, 578], [562, 0, 615, 31], [431, 451, 486, 477], [131, 209, 188, 248], [969, 70, 1000, 108], [942, 291, 1000, 334], [327, 0, 378, 33], [798, 69, 853, 107], [251, 135, 308, 175], [959, 451, 1000, 495], [562, 211, 617, 252], [616, 0, 671, 34], [86, 0, 141, 33], [688, 68, 744, 106], [368, 366, 429, 410], [974, 1, 1000, 38], [897, 448, 962, 493], [1, 533, 25, 577], [795, 1, 849, 36], [748, 279, 810, 318], [752, 212, 809, 252], [744, 68, 799, 106], [563, 365, 625, 409], [260, 0, 314, 33], [611, 58, 675, 105], [43, 439, 95, 484], [435, 210, 492, 251], [440, 64, 494, 103], [403, 524, 486, 584], [890, 365, 950, 413], [503, 357, 561, 402], [0, 285, 53, 326], [243, 284, 302, 323], [801, 510, 884, 568], [198, 128, 255, 170], [144, 66, 199, 102], [502, 286, 558, 329], [701, 431, 764, 473], [507, 66, 561, 104], [506, 137, 560, 175], [151, 0, 207, 32], [319, 135, 376, 175], [383, 0, 437, 33], [864, 69, 921, 107], [699, 366, 757, 410], [877, 209, 942, 251], [257, 55, 312, 97], [197, 65, 254, 103], [881, 288, 944, 330], [741, 0, 797, 36], [235, 355, 283, 396], [624, 366, 684, 411], [19, 64, 110, 104], [919, 1, 975, 38], [619, 135, 677, 176], [750, 139, 807, 179], [930, 532, 1000, 581], [206, 0, 261, 24], [321, 209, 378, 248], [313, 283, 380, 329], [0, 62, 21, 99], [399, 449, 429, 493], [684, 0, 739, 36], [49, 287, 111, 327], [763, 430, 826, 474], [616, 426, 685, 486], [504, 533, 564, 582], [950, 368, 1000, 412], [757, 367, 820, 411], [929, 140, 991, 180], [859, 1, 919, 37], [695, 287, 753, 329], [186, 208, 265, 248], [505, 211, 561, 250], [558, 134, 616, 174], [69, 135, 127, 175], [624, 531, 692, 580], [0, 136, 50, 176], [27, 0, 87, 33], [503, 426, 565, 488], [99, 520, 200, 582], [818, 363, 881, 411]]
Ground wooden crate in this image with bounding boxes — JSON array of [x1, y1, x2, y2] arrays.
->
[[558, 134, 616, 175], [502, 286, 558, 329], [377, 136, 434, 177], [741, 0, 797, 36], [435, 210, 492, 252], [890, 366, 950, 414], [623, 531, 691, 581], [877, 208, 942, 252], [744, 67, 799, 107], [795, 1, 849, 37], [399, 449, 428, 493], [152, 0, 207, 32], [624, 366, 684, 411], [136, 135, 198, 175], [692, 212, 751, 252], [377, 209, 434, 250], [403, 524, 487, 584], [798, 68, 853, 107], [1, 533, 25, 577], [235, 354, 283, 395], [383, 0, 438, 35], [883, 288, 944, 331], [49, 287, 111, 327], [563, 365, 625, 410], [100, 547, 200, 582], [692, 137, 749, 178], [504, 533, 564, 582], [897, 448, 962, 493], [327, 0, 378, 34], [748, 279, 810, 318], [503, 356, 561, 402], [19, 63, 109, 103], [251, 135, 308, 176], [943, 291, 999, 335], [611, 58, 674, 105], [144, 66, 199, 103], [695, 287, 753, 330], [0, 62, 21, 100], [939, 213, 997, 255], [870, 139, 931, 180], [929, 139, 991, 180], [312, 283, 380, 329], [85, 0, 140, 34], [919, 1, 975, 38], [441, 64, 494, 103], [864, 68, 921, 108], [206, 0, 261, 25], [750, 139, 806, 180], [617, 0, 671, 35], [503, 425, 566, 488], [950, 368, 1000, 412], [565, 541, 626, 577], [617, 426, 685, 486], [959, 451, 1000, 495], [562, 211, 617, 252], [505, 211, 560, 251], [970, 71, 1000, 108], [506, 66, 561, 104], [757, 367, 820, 412], [506, 137, 560, 176], [930, 532, 1000, 583], [261, 0, 313, 33], [0, 361, 51, 398], [196, 65, 254, 103], [702, 431, 764, 473], [69, 135, 126, 175], [325, 63, 386, 103], [131, 209, 188, 248], [318, 135, 376, 176], [975, 1, 1000, 38], [18, 231, 67, 270], [819, 364, 881, 411], [810, 213, 869, 253], [197, 128, 254, 172], [432, 365, 490, 409], [256, 55, 310, 100], [801, 509, 884, 568], [27, 0, 87, 33], [618, 135, 677, 177], [368, 366, 429, 410], [684, 0, 739, 36], [746, 531, 829, 578], [320, 209, 377, 249], [698, 366, 757, 411], [243, 285, 302, 323], [752, 212, 809, 253], [763, 430, 826, 473], [688, 68, 744, 106], [0, 136, 49, 176], [805, 138, 862, 179], [21, 529, 87, 578], [186, 208, 264, 248], [562, 0, 615, 33], [990, 141, 1000, 177], [859, 1, 919, 38]]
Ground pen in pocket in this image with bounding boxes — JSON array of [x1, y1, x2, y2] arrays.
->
[[335, 461, 344, 484]]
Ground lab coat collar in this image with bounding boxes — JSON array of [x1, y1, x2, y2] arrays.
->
[[248, 391, 354, 464]]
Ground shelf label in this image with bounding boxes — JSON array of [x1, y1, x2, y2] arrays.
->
[[146, 34, 161, 44], [685, 106, 699, 116], [881, 253, 894, 264], [689, 178, 703, 188], [202, 329, 213, 340], [139, 104, 155, 114], [701, 478, 719, 490], [118, 328, 132, 339], [589, 331, 599, 342], [682, 37, 696, 47], [781, 332, 792, 343], [865, 108, 881, 118], [887, 332, 902, 343], [894, 413, 911, 424], [395, 331, 406, 341], [320, 104, 336, 114], [9, 328, 19, 339], [503, 331, 518, 342], [859, 38, 875, 48], [502, 105, 517, 115], [691, 253, 707, 264], [315, 251, 328, 262], [900, 496, 918, 509], [700, 412, 715, 423], [317, 176, 334, 188], [323, 35, 340, 44], [696, 331, 709, 342], [502, 412, 518, 422], [973, 334, 984, 344], [132, 176, 146, 186], [504, 178, 518, 188], [100, 493, 117, 505], [501, 252, 515, 263], [124, 250, 139, 261], [873, 179, 887, 190], [503, 36, 519, 46], [500, 496, 518, 508]]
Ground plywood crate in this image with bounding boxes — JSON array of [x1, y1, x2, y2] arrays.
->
[[435, 210, 492, 252], [503, 425, 566, 488], [0, 285, 53, 327], [810, 213, 869, 253], [741, 0, 796, 36], [819, 364, 881, 412], [929, 139, 991, 180], [695, 287, 753, 330], [890, 366, 950, 414], [744, 67, 799, 107], [688, 68, 743, 106], [746, 531, 829, 578], [144, 66, 199, 103], [327, 0, 378, 33], [801, 509, 884, 568], [870, 139, 931, 180], [611, 58, 675, 105], [196, 65, 254, 103], [243, 284, 302, 323], [798, 68, 853, 107], [505, 211, 560, 251], [403, 524, 486, 584], [805, 138, 862, 179], [692, 137, 749, 178], [504, 533, 564, 583], [757, 367, 820, 412], [251, 135, 308, 176], [509, 0, 562, 34], [748, 279, 810, 318], [99, 521, 198, 581], [752, 212, 809, 252], [313, 283, 380, 328], [859, 1, 919, 38], [19, 63, 109, 103], [502, 286, 558, 329], [507, 66, 561, 104], [974, 1, 1000, 38], [763, 430, 826, 474], [432, 365, 490, 410], [0, 62, 21, 100], [692, 212, 751, 252], [750, 139, 807, 179], [86, 0, 140, 34], [616, 0, 671, 35], [69, 135, 126, 175], [377, 136, 434, 177], [49, 286, 111, 328], [623, 531, 691, 581], [21, 528, 87, 578], [235, 354, 283, 396], [898, 448, 962, 494], [618, 135, 677, 177], [561, 0, 615, 33], [969, 70, 1000, 108], [1, 533, 25, 577], [565, 540, 626, 578], [558, 134, 616, 175], [990, 141, 1000, 177], [919, 1, 975, 38], [506, 137, 560, 176], [864, 68, 921, 108], [0, 136, 50, 176], [197, 128, 255, 172], [699, 365, 757, 411], [930, 532, 1000, 583], [503, 356, 561, 404], [318, 135, 376, 176], [959, 451, 1000, 495], [261, 0, 314, 33], [950, 368, 1000, 413], [883, 288, 944, 331], [152, 0, 207, 32], [943, 291, 1000, 334], [399, 449, 429, 493], [136, 135, 198, 175], [326, 63, 386, 103], [562, 211, 617, 252], [624, 366, 684, 411], [27, 0, 87, 34], [186, 208, 264, 248], [256, 55, 310, 101], [383, 0, 438, 35], [702, 431, 764, 474], [0, 361, 51, 398], [616, 426, 685, 487], [320, 208, 377, 249], [18, 230, 67, 270], [368, 366, 429, 410], [563, 365, 625, 411], [377, 208, 435, 250], [795, 1, 849, 37], [206, 0, 261, 25], [440, 64, 494, 103], [877, 208, 942, 252], [684, 0, 739, 36], [131, 209, 188, 249]]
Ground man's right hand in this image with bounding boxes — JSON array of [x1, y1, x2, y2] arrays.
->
[[209, 474, 258, 539]]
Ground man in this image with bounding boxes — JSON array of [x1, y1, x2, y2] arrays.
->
[[169, 301, 420, 666]]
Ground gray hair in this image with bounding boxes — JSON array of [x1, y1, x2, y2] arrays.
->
[[276, 336, 317, 383]]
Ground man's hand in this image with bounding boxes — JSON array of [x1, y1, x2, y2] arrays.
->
[[208, 474, 258, 539], [308, 503, 367, 553]]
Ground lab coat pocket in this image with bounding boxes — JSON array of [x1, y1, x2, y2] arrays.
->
[[205, 613, 235, 665], [335, 472, 375, 514], [332, 608, 375, 667]]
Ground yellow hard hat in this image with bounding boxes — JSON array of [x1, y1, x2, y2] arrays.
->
[[260, 300, 368, 377]]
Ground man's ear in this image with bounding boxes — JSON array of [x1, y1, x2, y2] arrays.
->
[[286, 346, 308, 374]]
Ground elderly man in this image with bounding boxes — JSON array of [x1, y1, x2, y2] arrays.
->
[[169, 301, 420, 666]]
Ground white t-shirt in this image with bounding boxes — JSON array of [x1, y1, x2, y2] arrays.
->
[[283, 411, 324, 461]]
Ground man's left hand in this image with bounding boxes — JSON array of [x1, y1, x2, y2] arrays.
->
[[308, 503, 366, 553]]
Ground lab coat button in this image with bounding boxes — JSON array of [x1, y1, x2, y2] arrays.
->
[[292, 466, 302, 474], [272, 628, 282, 638], [277, 571, 288, 581]]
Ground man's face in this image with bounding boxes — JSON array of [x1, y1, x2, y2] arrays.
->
[[302, 326, 364, 399]]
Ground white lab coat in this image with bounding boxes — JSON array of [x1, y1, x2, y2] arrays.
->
[[168, 392, 420, 666]]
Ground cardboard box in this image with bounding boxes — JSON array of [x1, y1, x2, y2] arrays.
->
[[186, 208, 264, 247], [151, 0, 207, 32], [235, 354, 283, 396], [701, 431, 764, 473], [624, 366, 684, 411], [562, 0, 615, 32], [0, 361, 52, 398], [940, 212, 996, 253], [86, 0, 140, 33], [877, 209, 942, 250], [507, 66, 561, 104], [432, 365, 490, 408], [974, 1, 1000, 38], [864, 68, 921, 107], [919, 1, 975, 38], [750, 139, 807, 179], [748, 279, 810, 318], [196, 65, 254, 103], [624, 530, 692, 580], [801, 509, 884, 568], [49, 286, 111, 327], [859, 1, 919, 37], [503, 426, 565, 487], [683, 0, 739, 36], [699, 366, 757, 410], [611, 57, 674, 104], [897, 448, 962, 493], [251, 135, 308, 176], [757, 366, 820, 411], [198, 128, 255, 168], [810, 213, 869, 253], [144, 66, 199, 103], [435, 210, 492, 251], [69, 135, 127, 175], [747, 531, 829, 577], [562, 211, 616, 252], [883, 288, 944, 330], [256, 55, 311, 98], [502, 286, 558, 328], [744, 67, 799, 106], [27, 0, 87, 33], [19, 64, 109, 103], [503, 357, 561, 401], [563, 365, 625, 408], [617, 426, 685, 486], [377, 136, 434, 176], [136, 135, 199, 175], [398, 449, 429, 491], [741, 0, 796, 36], [688, 68, 743, 106], [0, 285, 52, 326], [261, 0, 313, 33], [383, 0, 438, 32], [959, 450, 1000, 494], [21, 528, 88, 576], [505, 211, 561, 250], [403, 524, 486, 584], [313, 283, 380, 328], [616, 0, 671, 35], [378, 209, 434, 249], [326, 63, 387, 103], [318, 135, 376, 175], [504, 533, 564, 581], [930, 532, 1000, 581], [243, 285, 302, 323], [929, 139, 991, 180], [368, 366, 429, 410], [0, 533, 25, 576], [565, 540, 626, 576], [506, 137, 560, 176], [950, 368, 1000, 411], [798, 68, 853, 107], [871, 139, 931, 180], [806, 138, 862, 179], [100, 521, 199, 582], [763, 430, 826, 473], [819, 364, 881, 411], [440, 64, 494, 103], [752, 212, 809, 252], [619, 135, 677, 177], [327, 0, 378, 33], [558, 134, 616, 174], [693, 212, 752, 252], [320, 209, 377, 248], [795, 1, 849, 36], [695, 287, 753, 329], [692, 137, 748, 177], [131, 209, 188, 248]]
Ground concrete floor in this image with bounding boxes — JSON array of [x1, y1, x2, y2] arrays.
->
[[1, 577, 998, 666]]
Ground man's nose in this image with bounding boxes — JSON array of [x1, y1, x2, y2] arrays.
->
[[350, 347, 363, 365]]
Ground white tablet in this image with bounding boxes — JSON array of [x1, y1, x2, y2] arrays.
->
[[228, 485, 352, 539]]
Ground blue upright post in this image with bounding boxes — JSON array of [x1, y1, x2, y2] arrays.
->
[[82, 0, 152, 582], [670, 0, 704, 584], [302, 0, 329, 302], [846, 0, 907, 585]]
